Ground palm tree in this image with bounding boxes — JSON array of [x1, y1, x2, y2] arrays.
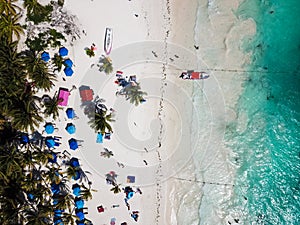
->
[[0, 0, 21, 16], [88, 110, 115, 134], [123, 83, 147, 106], [41, 92, 62, 120], [22, 50, 56, 91], [80, 184, 95, 201], [100, 148, 114, 158], [23, 0, 53, 24], [24, 204, 52, 225], [52, 53, 64, 72], [110, 184, 121, 194], [9, 99, 43, 132], [97, 55, 113, 74], [0, 13, 24, 42], [61, 212, 77, 225], [52, 192, 73, 212]]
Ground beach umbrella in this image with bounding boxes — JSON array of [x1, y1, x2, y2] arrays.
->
[[68, 138, 78, 150], [66, 108, 75, 119], [41, 51, 50, 62], [27, 193, 35, 201], [20, 134, 29, 144], [75, 198, 84, 209], [127, 191, 134, 200], [54, 219, 63, 225], [64, 58, 73, 67], [51, 183, 60, 194], [44, 123, 55, 134], [65, 123, 76, 134], [75, 211, 85, 221], [45, 137, 55, 148], [76, 221, 85, 225], [48, 152, 57, 163], [54, 209, 64, 218], [70, 157, 80, 167], [73, 170, 81, 180], [59, 47, 68, 56], [64, 67, 74, 76], [72, 184, 81, 196]]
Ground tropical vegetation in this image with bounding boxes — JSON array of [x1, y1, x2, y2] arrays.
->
[[81, 96, 115, 135], [0, 1, 93, 224], [97, 55, 113, 74], [117, 82, 147, 106]]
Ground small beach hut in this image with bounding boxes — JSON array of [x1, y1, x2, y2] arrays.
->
[[59, 47, 68, 56], [79, 89, 94, 102], [65, 123, 76, 134], [44, 122, 55, 134], [64, 58, 73, 67], [64, 67, 74, 76], [68, 138, 78, 150], [66, 108, 75, 119], [58, 88, 70, 106], [41, 51, 50, 62], [97, 205, 104, 213]]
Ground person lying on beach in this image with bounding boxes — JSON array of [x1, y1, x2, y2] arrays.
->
[[130, 211, 139, 222]]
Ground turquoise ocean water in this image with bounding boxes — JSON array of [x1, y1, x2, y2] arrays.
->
[[226, 0, 300, 224]]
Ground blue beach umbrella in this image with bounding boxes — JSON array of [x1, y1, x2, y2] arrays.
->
[[70, 157, 80, 167], [72, 184, 81, 196], [68, 138, 78, 150], [64, 58, 73, 67], [75, 211, 85, 221], [73, 170, 81, 180], [45, 137, 55, 148], [75, 198, 84, 209], [66, 108, 75, 119], [20, 134, 29, 144], [54, 209, 64, 218], [127, 191, 134, 200], [44, 123, 55, 134], [27, 193, 35, 201], [41, 51, 50, 62], [64, 66, 74, 76], [66, 123, 76, 134], [48, 152, 57, 163], [59, 47, 68, 56], [54, 219, 63, 225], [51, 183, 60, 194]]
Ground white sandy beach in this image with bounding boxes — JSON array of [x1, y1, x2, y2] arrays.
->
[[38, 0, 256, 224]]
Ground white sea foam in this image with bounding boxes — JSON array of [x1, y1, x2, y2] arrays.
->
[[168, 0, 257, 224]]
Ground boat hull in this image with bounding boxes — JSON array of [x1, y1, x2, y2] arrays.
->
[[104, 28, 113, 55]]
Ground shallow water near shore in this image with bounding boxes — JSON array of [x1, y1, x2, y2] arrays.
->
[[225, 0, 300, 224]]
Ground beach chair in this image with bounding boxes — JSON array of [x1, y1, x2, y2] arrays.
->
[[96, 133, 103, 143], [127, 175, 135, 183]]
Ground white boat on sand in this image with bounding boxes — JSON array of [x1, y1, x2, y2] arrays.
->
[[104, 28, 113, 55]]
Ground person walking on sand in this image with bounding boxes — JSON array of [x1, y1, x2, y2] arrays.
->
[[143, 160, 148, 165]]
